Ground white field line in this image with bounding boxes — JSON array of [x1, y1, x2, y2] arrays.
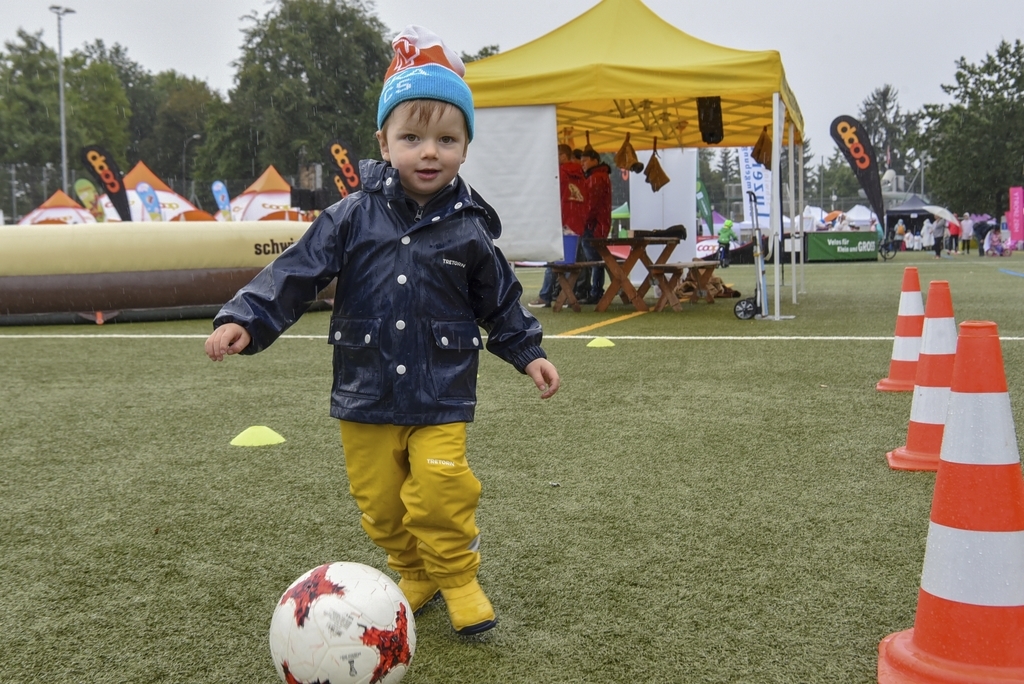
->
[[2, 334, 1024, 342]]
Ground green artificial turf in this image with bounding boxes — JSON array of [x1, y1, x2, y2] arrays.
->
[[1, 250, 1023, 683]]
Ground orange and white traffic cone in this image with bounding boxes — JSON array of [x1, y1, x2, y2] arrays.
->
[[877, 267, 924, 392], [886, 281, 956, 471], [878, 321, 1024, 683]]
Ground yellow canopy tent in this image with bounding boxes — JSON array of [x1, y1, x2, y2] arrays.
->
[[463, 0, 806, 316], [464, 0, 804, 152]]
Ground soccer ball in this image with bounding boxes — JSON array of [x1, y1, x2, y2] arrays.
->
[[269, 562, 415, 684]]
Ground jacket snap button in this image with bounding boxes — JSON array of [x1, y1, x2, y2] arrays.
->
[[397, 274, 407, 284], [385, 178, 392, 186], [396, 320, 405, 330], [401, 236, 410, 245], [454, 202, 463, 209], [473, 337, 479, 346], [334, 331, 341, 341], [431, 216, 440, 222], [441, 336, 449, 346], [364, 334, 371, 343], [396, 364, 407, 375]]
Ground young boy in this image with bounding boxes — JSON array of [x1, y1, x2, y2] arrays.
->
[[717, 219, 737, 267], [205, 26, 560, 636]]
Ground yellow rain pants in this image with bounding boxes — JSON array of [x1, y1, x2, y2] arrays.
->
[[339, 421, 482, 588]]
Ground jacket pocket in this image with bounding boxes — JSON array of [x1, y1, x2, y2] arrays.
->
[[329, 317, 382, 399], [429, 320, 481, 400]]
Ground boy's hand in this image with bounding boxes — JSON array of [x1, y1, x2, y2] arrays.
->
[[525, 358, 560, 399], [205, 323, 251, 361]]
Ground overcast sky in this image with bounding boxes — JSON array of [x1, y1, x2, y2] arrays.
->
[[5, 0, 1023, 167]]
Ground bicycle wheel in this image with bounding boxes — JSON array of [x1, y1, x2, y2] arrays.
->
[[879, 241, 897, 261]]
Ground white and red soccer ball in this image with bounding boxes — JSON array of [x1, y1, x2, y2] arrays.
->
[[269, 562, 415, 684]]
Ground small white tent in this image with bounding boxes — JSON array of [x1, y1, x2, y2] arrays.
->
[[228, 166, 296, 221], [18, 190, 96, 225], [803, 205, 825, 227], [845, 204, 878, 227]]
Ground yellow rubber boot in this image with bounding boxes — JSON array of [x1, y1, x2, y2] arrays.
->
[[440, 579, 497, 635], [398, 577, 441, 615]]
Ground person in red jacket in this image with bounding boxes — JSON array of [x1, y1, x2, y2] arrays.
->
[[529, 144, 588, 307], [578, 149, 612, 304], [561, 145, 588, 235]]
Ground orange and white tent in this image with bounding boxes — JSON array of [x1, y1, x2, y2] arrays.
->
[[226, 166, 296, 221], [100, 161, 198, 222], [18, 189, 96, 225]]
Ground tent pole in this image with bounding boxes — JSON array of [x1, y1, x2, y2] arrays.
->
[[771, 92, 782, 320], [788, 122, 797, 304], [798, 142, 806, 294]]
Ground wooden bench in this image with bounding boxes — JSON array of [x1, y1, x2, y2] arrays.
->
[[646, 261, 718, 311], [550, 261, 605, 312]]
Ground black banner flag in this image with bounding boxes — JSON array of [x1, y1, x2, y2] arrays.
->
[[830, 116, 884, 222], [323, 139, 361, 199], [81, 145, 132, 221]]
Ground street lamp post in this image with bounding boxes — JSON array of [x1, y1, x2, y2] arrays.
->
[[182, 133, 201, 190], [49, 5, 75, 193]]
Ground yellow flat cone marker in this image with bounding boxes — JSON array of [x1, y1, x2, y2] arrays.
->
[[230, 426, 286, 447], [587, 337, 615, 348]]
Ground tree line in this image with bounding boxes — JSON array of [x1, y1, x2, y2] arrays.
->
[[1, 0, 1021, 222]]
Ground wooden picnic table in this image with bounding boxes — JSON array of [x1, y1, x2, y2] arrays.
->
[[549, 261, 604, 312], [646, 261, 719, 311], [588, 237, 680, 312]]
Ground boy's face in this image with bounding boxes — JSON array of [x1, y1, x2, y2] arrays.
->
[[376, 101, 468, 206]]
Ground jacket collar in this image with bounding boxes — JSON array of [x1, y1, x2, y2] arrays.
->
[[359, 159, 500, 238], [585, 162, 611, 178], [359, 159, 404, 201]]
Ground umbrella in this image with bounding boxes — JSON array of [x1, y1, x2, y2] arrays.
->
[[924, 205, 961, 227], [824, 210, 842, 222]]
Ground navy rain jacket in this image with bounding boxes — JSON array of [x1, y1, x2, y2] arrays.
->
[[214, 159, 547, 426]]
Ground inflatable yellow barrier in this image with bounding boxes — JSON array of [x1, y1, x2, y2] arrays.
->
[[0, 221, 335, 321]]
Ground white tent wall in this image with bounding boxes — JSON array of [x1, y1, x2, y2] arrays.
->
[[627, 148, 697, 284], [459, 106, 562, 262]]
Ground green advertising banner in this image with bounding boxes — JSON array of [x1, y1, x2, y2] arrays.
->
[[807, 231, 878, 261]]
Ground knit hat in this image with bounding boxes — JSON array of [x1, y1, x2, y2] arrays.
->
[[377, 26, 475, 141]]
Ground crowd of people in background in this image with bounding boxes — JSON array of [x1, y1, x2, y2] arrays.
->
[[891, 213, 1013, 258]]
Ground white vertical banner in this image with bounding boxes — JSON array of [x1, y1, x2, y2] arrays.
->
[[738, 146, 771, 230]]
